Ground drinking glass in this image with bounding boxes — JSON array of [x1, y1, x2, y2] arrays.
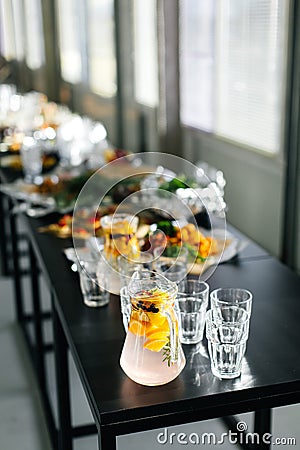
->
[[20, 136, 43, 183], [206, 306, 250, 379], [176, 280, 209, 344], [210, 288, 253, 316], [79, 260, 109, 307]]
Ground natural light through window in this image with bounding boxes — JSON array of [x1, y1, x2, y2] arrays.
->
[[86, 0, 117, 98], [133, 0, 159, 107], [24, 0, 45, 70], [0, 0, 16, 61], [12, 0, 25, 61], [180, 0, 289, 154], [56, 0, 82, 84]]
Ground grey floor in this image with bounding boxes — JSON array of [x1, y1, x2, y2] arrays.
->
[[1, 274, 299, 450]]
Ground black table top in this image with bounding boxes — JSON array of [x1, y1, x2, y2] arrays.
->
[[23, 212, 300, 432], [1, 165, 298, 432]]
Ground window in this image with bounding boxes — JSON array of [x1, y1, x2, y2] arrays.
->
[[56, 0, 82, 84], [86, 0, 117, 97], [12, 0, 25, 61], [133, 0, 159, 107], [23, 0, 45, 70], [0, 0, 16, 60], [179, 0, 289, 154]]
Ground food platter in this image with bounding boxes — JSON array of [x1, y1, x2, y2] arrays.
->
[[1, 153, 242, 282]]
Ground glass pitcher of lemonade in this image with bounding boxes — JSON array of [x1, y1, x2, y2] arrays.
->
[[120, 270, 186, 386], [100, 213, 140, 267]]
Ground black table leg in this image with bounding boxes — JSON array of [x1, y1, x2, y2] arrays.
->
[[52, 293, 73, 450], [254, 408, 272, 449], [0, 191, 10, 275], [98, 425, 116, 450], [29, 242, 47, 395], [221, 415, 251, 449], [9, 201, 25, 322]]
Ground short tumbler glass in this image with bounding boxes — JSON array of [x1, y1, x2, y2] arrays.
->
[[206, 306, 250, 379], [79, 260, 109, 308], [176, 280, 209, 344], [210, 288, 253, 316]]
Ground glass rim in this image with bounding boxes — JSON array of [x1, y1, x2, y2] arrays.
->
[[206, 306, 250, 325], [178, 279, 209, 295], [210, 287, 252, 303]]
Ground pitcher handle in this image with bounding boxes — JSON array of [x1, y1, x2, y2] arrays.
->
[[120, 287, 131, 332], [165, 309, 179, 363]]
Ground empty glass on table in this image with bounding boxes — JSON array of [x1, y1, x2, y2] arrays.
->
[[78, 258, 109, 308], [210, 288, 253, 316], [176, 279, 209, 344], [206, 306, 250, 379]]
